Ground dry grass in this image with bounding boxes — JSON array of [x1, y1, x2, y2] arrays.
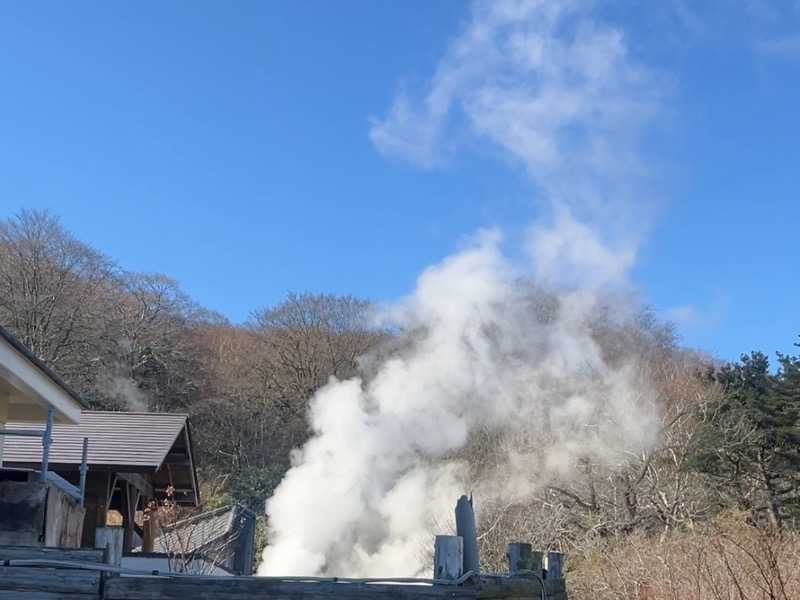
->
[[566, 512, 800, 600]]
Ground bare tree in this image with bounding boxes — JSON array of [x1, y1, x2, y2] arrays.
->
[[0, 209, 117, 387], [191, 294, 386, 511], [248, 292, 384, 409], [101, 271, 208, 411]]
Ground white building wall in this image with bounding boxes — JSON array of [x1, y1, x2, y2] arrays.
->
[[121, 555, 234, 577]]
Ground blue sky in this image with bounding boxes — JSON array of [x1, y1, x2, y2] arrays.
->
[[1, 1, 798, 363]]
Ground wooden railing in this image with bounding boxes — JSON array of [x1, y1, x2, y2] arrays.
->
[[0, 545, 568, 600], [0, 496, 568, 599]]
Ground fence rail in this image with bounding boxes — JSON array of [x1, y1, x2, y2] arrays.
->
[[0, 547, 568, 600], [0, 405, 89, 504]]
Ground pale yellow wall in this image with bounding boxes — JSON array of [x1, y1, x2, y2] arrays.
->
[[0, 335, 82, 424]]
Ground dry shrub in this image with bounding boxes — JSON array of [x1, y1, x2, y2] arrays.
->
[[567, 511, 800, 600]]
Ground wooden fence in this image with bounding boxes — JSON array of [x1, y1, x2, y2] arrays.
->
[[0, 545, 567, 600]]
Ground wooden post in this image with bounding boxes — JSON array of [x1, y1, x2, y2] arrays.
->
[[507, 542, 531, 572], [142, 496, 155, 553], [507, 543, 544, 576], [95, 526, 123, 572], [433, 535, 463, 581], [546, 551, 564, 580], [120, 481, 140, 553], [531, 550, 543, 577], [455, 495, 479, 574]]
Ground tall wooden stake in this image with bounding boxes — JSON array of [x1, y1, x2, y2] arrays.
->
[[455, 495, 479, 574]]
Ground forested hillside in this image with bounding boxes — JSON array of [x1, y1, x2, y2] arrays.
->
[[2, 208, 799, 598]]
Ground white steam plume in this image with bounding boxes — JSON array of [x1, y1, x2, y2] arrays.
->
[[105, 375, 149, 411], [260, 0, 665, 577]]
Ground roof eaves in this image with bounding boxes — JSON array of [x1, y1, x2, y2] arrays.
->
[[0, 325, 90, 409], [181, 418, 200, 507], [150, 417, 190, 469]]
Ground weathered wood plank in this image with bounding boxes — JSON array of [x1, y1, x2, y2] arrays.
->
[[474, 575, 564, 599], [44, 483, 86, 548], [455, 496, 479, 574], [0, 566, 101, 594], [104, 578, 477, 600], [506, 543, 531, 573], [96, 527, 124, 567], [546, 552, 563, 581], [433, 535, 463, 580], [0, 481, 46, 546], [0, 594, 97, 600], [0, 546, 106, 563]]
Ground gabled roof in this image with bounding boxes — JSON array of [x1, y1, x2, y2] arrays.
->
[[0, 325, 88, 425], [3, 410, 199, 505], [5, 411, 187, 469], [149, 504, 257, 575], [153, 505, 255, 554]]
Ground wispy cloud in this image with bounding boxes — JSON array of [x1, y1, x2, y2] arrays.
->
[[758, 34, 800, 58], [665, 304, 699, 328], [741, 0, 800, 57], [369, 0, 668, 292], [669, 0, 800, 59], [369, 0, 663, 206]]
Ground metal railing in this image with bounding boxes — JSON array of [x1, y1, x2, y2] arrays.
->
[[0, 405, 89, 504]]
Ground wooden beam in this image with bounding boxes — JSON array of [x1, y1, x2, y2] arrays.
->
[[165, 462, 175, 490], [0, 567, 100, 595], [103, 578, 478, 600], [117, 472, 154, 498], [120, 480, 140, 553], [184, 427, 199, 506], [0, 546, 106, 564], [475, 575, 566, 599], [154, 486, 195, 494], [163, 455, 192, 466], [141, 496, 155, 553]]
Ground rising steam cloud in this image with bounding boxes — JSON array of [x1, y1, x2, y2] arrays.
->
[[259, 0, 665, 577]]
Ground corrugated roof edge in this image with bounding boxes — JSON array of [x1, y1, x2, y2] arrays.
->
[[160, 504, 256, 534], [0, 324, 90, 409]]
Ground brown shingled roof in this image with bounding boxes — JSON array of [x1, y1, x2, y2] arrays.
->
[[3, 410, 199, 505], [5, 411, 186, 468]]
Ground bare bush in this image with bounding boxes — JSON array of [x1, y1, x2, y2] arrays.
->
[[567, 511, 800, 600], [143, 488, 236, 575]]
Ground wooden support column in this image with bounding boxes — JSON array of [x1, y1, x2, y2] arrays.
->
[[80, 473, 117, 548], [120, 480, 140, 553], [141, 496, 155, 553]]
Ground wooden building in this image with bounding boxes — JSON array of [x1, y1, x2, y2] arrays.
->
[[3, 411, 199, 551], [146, 503, 257, 575], [0, 325, 89, 547]]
